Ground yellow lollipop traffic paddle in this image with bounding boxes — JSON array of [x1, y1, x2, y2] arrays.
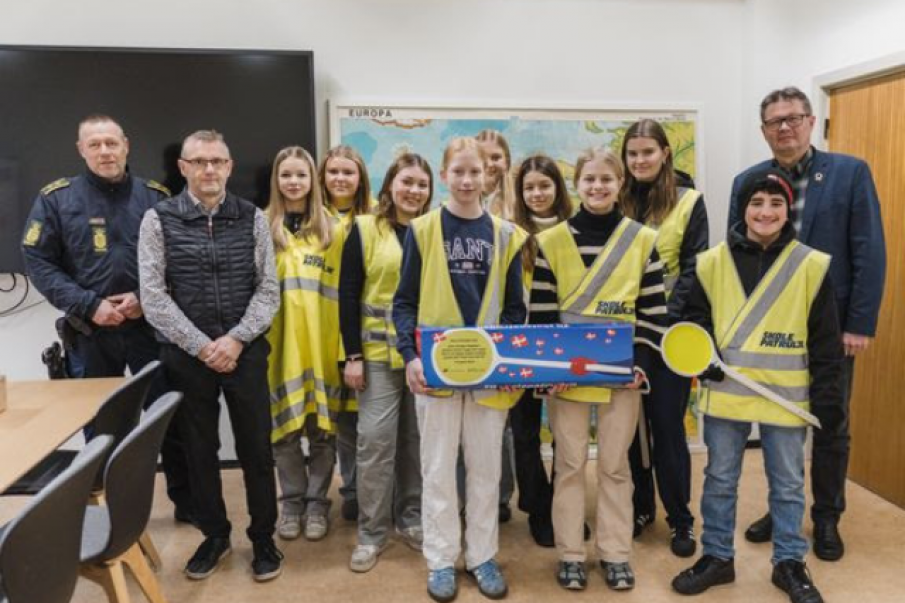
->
[[660, 322, 821, 428], [431, 329, 632, 387]]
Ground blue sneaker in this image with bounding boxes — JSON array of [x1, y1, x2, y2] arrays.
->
[[468, 559, 508, 599], [428, 567, 458, 602]]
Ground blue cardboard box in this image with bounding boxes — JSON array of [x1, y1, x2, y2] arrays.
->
[[419, 323, 634, 389]]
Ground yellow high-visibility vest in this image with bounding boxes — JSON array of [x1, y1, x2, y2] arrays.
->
[[412, 208, 527, 409], [535, 217, 657, 403], [696, 240, 830, 426], [327, 197, 378, 231], [267, 222, 347, 442], [357, 215, 404, 369], [647, 188, 700, 298]]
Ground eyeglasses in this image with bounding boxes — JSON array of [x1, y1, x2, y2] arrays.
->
[[180, 157, 231, 169], [762, 114, 810, 132]]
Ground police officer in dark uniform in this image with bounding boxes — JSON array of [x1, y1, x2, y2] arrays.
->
[[21, 113, 193, 522]]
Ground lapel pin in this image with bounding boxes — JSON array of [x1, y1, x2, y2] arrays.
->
[[814, 172, 824, 182]]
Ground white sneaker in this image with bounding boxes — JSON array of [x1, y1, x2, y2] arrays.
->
[[349, 542, 387, 573], [277, 513, 302, 540], [395, 525, 424, 551], [305, 514, 329, 541]]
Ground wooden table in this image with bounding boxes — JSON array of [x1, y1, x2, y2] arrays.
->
[[0, 378, 123, 492]]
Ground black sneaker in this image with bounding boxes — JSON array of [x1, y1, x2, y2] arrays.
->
[[771, 560, 824, 603], [528, 514, 554, 548], [672, 555, 735, 595], [251, 538, 284, 582], [670, 525, 697, 558], [342, 498, 359, 522], [600, 561, 635, 591], [745, 512, 773, 543], [633, 513, 654, 539], [557, 561, 587, 590], [498, 503, 512, 524], [184, 536, 231, 580], [812, 521, 844, 561]]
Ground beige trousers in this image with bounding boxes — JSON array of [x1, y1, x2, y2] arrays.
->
[[549, 389, 641, 563]]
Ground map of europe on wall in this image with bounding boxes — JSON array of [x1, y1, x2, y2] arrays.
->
[[329, 104, 698, 205]]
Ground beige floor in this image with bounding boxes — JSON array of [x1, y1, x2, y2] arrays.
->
[[6, 450, 905, 603]]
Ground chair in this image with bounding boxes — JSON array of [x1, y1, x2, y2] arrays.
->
[[4, 360, 161, 496], [79, 392, 182, 603], [0, 436, 113, 603]]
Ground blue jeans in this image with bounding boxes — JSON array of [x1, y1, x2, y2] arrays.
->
[[701, 415, 808, 563]]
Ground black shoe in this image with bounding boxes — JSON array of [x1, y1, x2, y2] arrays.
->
[[498, 503, 512, 524], [556, 561, 587, 590], [185, 537, 231, 580], [251, 538, 284, 582], [341, 498, 359, 522], [633, 513, 654, 539], [812, 521, 844, 561], [771, 560, 824, 603], [745, 513, 773, 543], [528, 514, 554, 548], [670, 525, 697, 558], [672, 555, 735, 595]]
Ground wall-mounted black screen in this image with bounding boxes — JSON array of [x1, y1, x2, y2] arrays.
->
[[0, 45, 316, 274]]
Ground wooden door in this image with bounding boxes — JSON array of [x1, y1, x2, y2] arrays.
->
[[828, 70, 905, 507]]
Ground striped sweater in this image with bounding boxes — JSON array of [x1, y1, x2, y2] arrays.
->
[[529, 207, 668, 375]]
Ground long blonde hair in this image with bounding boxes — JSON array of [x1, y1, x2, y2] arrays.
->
[[267, 146, 333, 252], [475, 129, 516, 220], [319, 145, 372, 219]]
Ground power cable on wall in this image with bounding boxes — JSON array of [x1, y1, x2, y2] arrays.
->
[[0, 273, 44, 316]]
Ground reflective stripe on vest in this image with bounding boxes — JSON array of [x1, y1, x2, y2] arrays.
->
[[697, 240, 830, 426], [535, 217, 657, 403], [411, 208, 526, 409], [649, 188, 700, 298], [357, 215, 404, 368], [267, 222, 346, 441]]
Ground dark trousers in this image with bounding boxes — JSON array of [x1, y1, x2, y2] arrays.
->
[[75, 323, 192, 512], [161, 338, 277, 541], [510, 390, 553, 518], [811, 356, 854, 523], [628, 359, 694, 528]]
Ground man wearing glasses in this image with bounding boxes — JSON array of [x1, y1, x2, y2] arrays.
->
[[138, 130, 283, 582], [728, 87, 886, 562]]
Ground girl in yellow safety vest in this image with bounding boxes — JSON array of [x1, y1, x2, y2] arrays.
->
[[265, 146, 345, 543], [393, 137, 527, 601], [672, 168, 842, 602], [339, 152, 433, 572], [531, 147, 668, 593], [319, 145, 374, 523], [508, 154, 573, 548], [620, 118, 709, 555]]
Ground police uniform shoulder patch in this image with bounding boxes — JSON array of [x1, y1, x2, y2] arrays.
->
[[40, 178, 70, 196], [23, 220, 42, 246], [145, 179, 171, 197]]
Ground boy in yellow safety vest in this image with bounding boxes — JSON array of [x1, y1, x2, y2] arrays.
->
[[672, 168, 843, 603]]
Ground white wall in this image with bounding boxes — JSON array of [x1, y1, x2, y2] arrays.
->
[[740, 0, 905, 168]]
